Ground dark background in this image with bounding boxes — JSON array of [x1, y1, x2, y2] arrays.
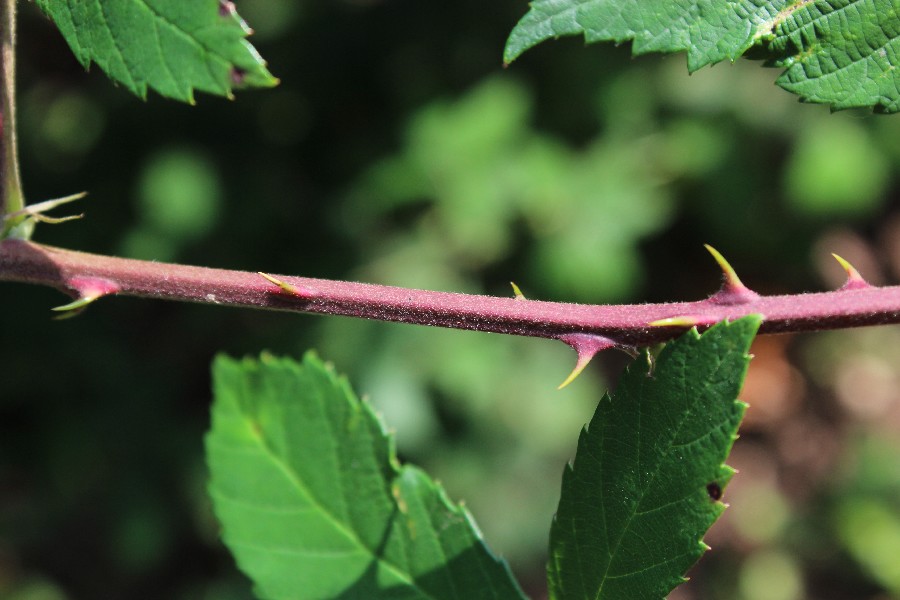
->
[[3, 1, 900, 599]]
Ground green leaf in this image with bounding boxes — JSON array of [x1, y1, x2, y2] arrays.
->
[[505, 0, 900, 112], [548, 316, 761, 600], [206, 352, 526, 600], [34, 0, 278, 103], [769, 1, 900, 112]]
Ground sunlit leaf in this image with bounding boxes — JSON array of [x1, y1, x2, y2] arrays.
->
[[206, 353, 526, 600], [505, 0, 900, 112], [35, 0, 278, 102]]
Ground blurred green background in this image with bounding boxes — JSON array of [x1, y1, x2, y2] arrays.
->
[[3, 1, 900, 599]]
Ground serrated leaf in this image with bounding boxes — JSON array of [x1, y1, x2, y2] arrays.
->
[[505, 0, 900, 112], [206, 352, 527, 600], [504, 0, 783, 71], [769, 0, 900, 112], [548, 317, 760, 600], [34, 0, 278, 103]]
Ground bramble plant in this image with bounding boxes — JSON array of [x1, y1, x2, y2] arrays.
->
[[2, 1, 900, 599]]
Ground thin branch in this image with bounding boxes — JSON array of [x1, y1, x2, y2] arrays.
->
[[0, 0, 26, 234], [3, 240, 900, 349]]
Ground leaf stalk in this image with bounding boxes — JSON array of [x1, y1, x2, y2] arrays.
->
[[0, 0, 27, 238]]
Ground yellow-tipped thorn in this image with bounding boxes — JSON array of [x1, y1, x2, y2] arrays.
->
[[510, 281, 526, 301], [51, 295, 100, 314], [558, 357, 592, 390], [648, 316, 702, 328], [50, 276, 120, 316], [704, 244, 745, 289], [832, 253, 870, 289], [557, 333, 617, 390], [259, 272, 313, 298], [704, 245, 759, 304]]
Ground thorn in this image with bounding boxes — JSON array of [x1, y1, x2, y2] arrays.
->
[[704, 244, 746, 289], [258, 272, 314, 299], [832, 253, 871, 290], [648, 316, 709, 328], [510, 281, 526, 301], [557, 333, 617, 390], [704, 245, 759, 305], [51, 276, 120, 316], [51, 295, 102, 317]]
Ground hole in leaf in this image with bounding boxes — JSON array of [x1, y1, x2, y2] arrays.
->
[[706, 482, 722, 501]]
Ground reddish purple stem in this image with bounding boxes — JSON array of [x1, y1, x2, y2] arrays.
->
[[3, 239, 900, 347]]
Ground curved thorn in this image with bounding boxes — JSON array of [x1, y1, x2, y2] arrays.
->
[[51, 276, 120, 315], [832, 253, 871, 290], [557, 333, 617, 390], [510, 281, 526, 301], [704, 244, 759, 305], [259, 272, 314, 299], [51, 294, 101, 314], [558, 363, 588, 391], [705, 244, 745, 289]]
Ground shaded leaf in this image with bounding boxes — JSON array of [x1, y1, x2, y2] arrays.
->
[[35, 0, 278, 102], [548, 317, 760, 600], [505, 0, 900, 112], [206, 352, 526, 600]]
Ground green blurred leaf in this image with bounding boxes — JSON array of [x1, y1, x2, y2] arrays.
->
[[137, 148, 223, 238], [206, 353, 526, 600], [34, 0, 278, 102], [785, 118, 889, 217], [835, 497, 900, 595], [737, 550, 804, 600], [347, 78, 673, 302], [505, 0, 900, 112], [548, 317, 760, 600]]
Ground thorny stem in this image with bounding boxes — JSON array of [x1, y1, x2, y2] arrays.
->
[[3, 239, 900, 349], [0, 0, 27, 237]]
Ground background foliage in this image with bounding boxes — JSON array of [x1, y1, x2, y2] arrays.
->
[[2, 1, 900, 599]]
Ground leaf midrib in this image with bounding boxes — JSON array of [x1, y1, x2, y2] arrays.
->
[[245, 403, 440, 600], [592, 349, 727, 599]]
